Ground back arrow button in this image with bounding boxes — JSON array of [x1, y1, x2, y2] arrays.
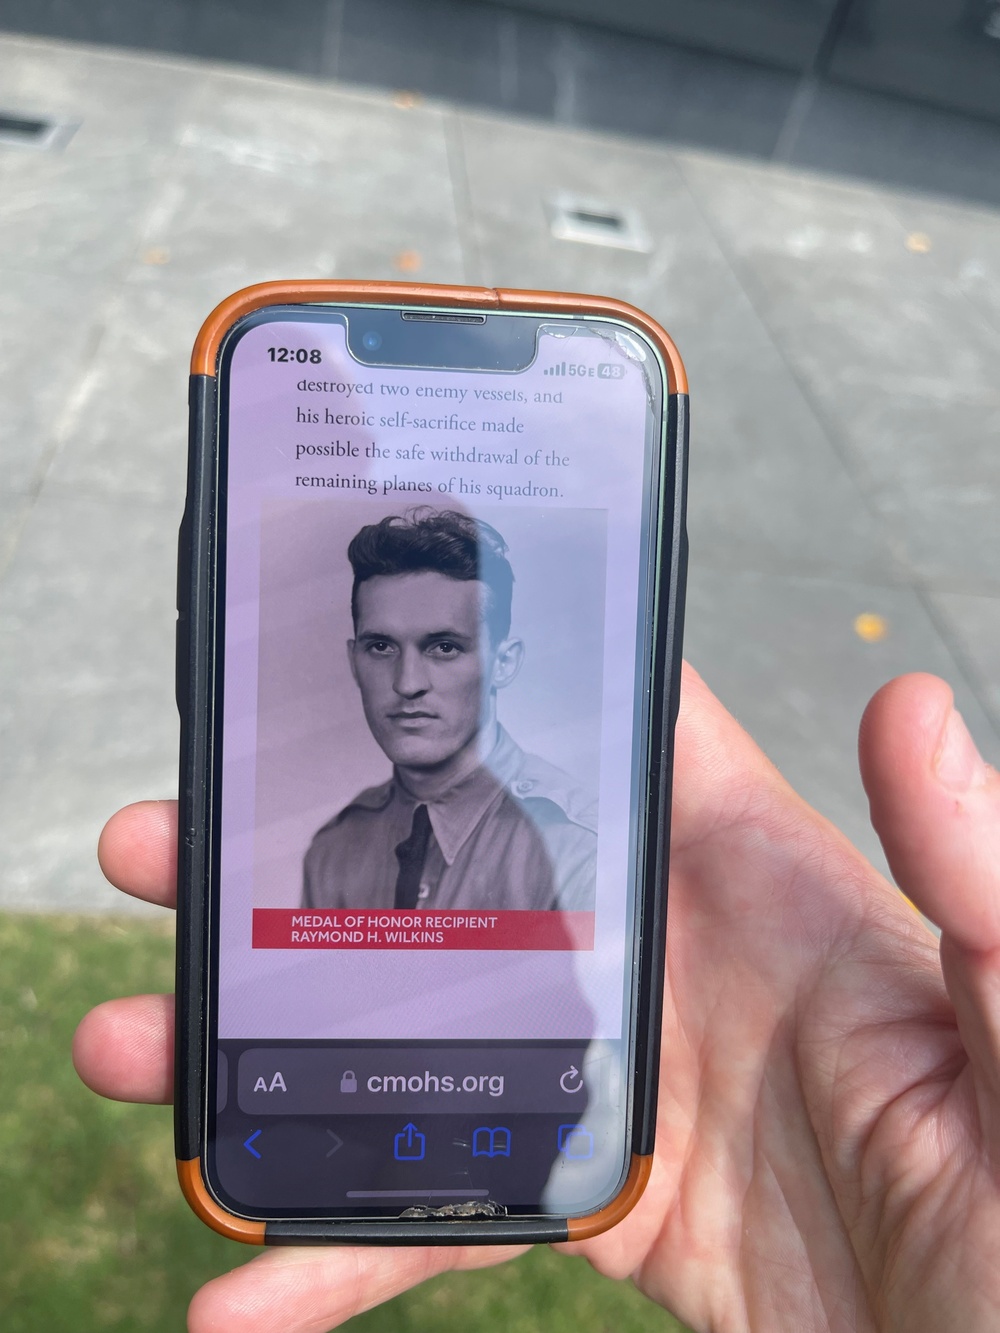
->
[[243, 1129, 263, 1159]]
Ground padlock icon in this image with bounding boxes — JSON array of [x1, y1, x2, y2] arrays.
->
[[340, 1070, 358, 1094]]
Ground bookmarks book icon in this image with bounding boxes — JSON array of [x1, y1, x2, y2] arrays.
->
[[472, 1126, 511, 1158]]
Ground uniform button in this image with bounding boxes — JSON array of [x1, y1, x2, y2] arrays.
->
[[515, 779, 536, 794], [417, 885, 430, 900]]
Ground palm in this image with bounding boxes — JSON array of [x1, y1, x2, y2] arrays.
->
[[570, 669, 1000, 1333], [75, 667, 1000, 1332]]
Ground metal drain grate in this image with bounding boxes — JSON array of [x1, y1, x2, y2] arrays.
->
[[0, 110, 79, 151], [548, 194, 651, 252]]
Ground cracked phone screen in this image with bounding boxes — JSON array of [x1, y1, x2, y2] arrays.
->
[[205, 310, 667, 1220]]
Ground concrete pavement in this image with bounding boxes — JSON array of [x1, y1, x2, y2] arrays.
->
[[0, 31, 996, 912]]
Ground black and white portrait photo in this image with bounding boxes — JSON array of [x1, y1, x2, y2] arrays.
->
[[252, 499, 608, 914]]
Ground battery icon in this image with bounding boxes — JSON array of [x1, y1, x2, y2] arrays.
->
[[597, 363, 625, 379]]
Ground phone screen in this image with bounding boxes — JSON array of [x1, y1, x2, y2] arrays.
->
[[206, 306, 668, 1221]]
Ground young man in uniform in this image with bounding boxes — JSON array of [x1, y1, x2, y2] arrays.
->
[[302, 509, 597, 912]]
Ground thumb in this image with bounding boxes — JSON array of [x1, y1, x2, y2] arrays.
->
[[859, 673, 1000, 950]]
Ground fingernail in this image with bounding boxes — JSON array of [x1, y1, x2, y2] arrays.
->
[[935, 709, 989, 791]]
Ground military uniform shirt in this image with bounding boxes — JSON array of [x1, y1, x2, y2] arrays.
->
[[302, 726, 597, 912]]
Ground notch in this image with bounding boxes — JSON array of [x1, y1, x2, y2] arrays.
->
[[346, 309, 537, 372]]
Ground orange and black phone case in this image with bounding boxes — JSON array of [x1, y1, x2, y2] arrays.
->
[[175, 281, 688, 1245]]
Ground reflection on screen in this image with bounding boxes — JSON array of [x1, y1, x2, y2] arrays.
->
[[210, 312, 660, 1217]]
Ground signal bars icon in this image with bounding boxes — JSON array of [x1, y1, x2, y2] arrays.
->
[[543, 362, 567, 376]]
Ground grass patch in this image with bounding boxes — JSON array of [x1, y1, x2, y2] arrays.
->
[[0, 912, 688, 1332]]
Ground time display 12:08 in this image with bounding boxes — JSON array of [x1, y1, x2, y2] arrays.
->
[[267, 347, 322, 363]]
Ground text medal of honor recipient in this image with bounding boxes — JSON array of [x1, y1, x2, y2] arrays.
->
[[302, 508, 598, 914]]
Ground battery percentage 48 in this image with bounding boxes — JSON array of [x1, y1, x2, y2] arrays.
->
[[597, 362, 625, 379]]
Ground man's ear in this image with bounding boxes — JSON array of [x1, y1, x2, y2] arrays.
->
[[346, 640, 359, 687], [490, 637, 524, 691]]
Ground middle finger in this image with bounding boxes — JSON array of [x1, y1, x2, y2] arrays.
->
[[73, 992, 174, 1103]]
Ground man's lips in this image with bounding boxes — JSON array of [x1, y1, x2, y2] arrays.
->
[[388, 710, 438, 720]]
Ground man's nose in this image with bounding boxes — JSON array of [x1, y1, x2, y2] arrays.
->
[[393, 646, 429, 697]]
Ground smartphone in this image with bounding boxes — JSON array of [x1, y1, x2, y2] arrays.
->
[[175, 281, 688, 1244]]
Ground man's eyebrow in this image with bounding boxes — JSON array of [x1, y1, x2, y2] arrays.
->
[[421, 627, 476, 643], [354, 628, 475, 643], [355, 629, 398, 644]]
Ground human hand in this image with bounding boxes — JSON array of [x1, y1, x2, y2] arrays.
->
[[74, 665, 1000, 1331]]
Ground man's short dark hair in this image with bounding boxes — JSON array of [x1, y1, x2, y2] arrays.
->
[[348, 509, 514, 643]]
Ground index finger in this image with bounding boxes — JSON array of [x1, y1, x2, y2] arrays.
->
[[98, 800, 178, 909]]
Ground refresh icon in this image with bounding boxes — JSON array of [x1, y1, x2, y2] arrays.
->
[[559, 1065, 584, 1095]]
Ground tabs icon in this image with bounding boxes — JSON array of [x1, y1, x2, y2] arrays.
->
[[557, 1124, 594, 1161]]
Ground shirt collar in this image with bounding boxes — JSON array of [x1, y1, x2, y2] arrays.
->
[[393, 726, 524, 866]]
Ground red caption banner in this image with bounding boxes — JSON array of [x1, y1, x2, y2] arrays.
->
[[252, 908, 595, 951]]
